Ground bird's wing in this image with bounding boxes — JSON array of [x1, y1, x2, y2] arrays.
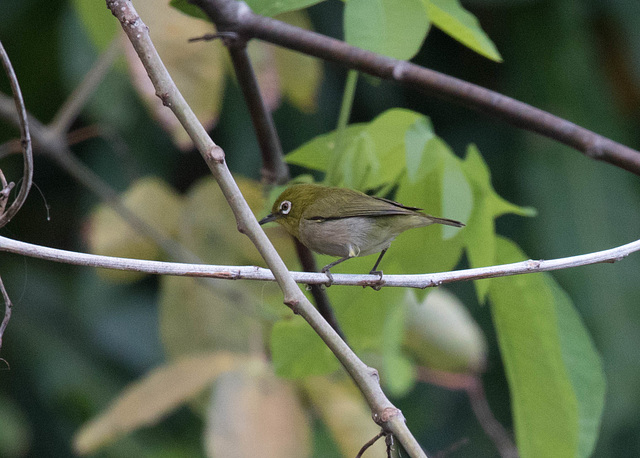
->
[[305, 191, 422, 221]]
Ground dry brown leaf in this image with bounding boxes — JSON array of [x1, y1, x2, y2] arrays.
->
[[303, 375, 386, 457], [205, 365, 311, 458], [74, 352, 248, 455]]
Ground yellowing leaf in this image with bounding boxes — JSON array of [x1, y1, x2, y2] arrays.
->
[[206, 365, 311, 458], [403, 289, 487, 374], [86, 177, 182, 282], [274, 11, 322, 112], [74, 353, 246, 455], [124, 0, 225, 149], [160, 176, 295, 360], [303, 376, 386, 457]]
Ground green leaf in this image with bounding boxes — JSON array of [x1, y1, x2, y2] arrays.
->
[[245, 0, 325, 17], [169, 0, 210, 21], [344, 0, 430, 60], [389, 140, 465, 275], [270, 318, 341, 378], [441, 155, 473, 240], [461, 145, 535, 302], [381, 298, 414, 395], [424, 0, 502, 62], [285, 124, 366, 172], [72, 0, 119, 50], [489, 238, 605, 458], [404, 117, 436, 182]]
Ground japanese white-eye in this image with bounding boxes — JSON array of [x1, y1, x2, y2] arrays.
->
[[259, 184, 464, 282]]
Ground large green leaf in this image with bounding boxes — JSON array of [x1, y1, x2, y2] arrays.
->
[[245, 0, 325, 17], [270, 318, 341, 378], [344, 0, 430, 60], [461, 145, 536, 302], [489, 238, 605, 458], [424, 0, 502, 61]]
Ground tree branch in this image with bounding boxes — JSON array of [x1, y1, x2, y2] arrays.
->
[[1, 234, 638, 289], [223, 35, 289, 184], [191, 0, 640, 176], [0, 40, 33, 227], [105, 1, 427, 456]]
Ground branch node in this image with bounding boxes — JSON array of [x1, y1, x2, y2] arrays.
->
[[157, 91, 171, 107], [373, 407, 403, 426], [391, 61, 410, 81], [584, 139, 606, 160], [368, 366, 380, 381], [204, 145, 225, 164], [284, 296, 300, 314]]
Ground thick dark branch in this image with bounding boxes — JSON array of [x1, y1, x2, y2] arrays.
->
[[192, 0, 640, 176], [223, 35, 289, 184]]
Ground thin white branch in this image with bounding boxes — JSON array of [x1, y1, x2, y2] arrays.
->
[[1, 234, 638, 288]]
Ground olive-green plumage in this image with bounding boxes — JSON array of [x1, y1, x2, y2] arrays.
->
[[259, 183, 464, 277]]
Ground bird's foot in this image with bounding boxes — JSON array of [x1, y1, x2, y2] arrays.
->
[[321, 268, 334, 287], [368, 270, 384, 291]]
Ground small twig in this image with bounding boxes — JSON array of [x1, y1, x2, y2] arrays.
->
[[0, 40, 33, 228], [417, 368, 518, 458], [356, 431, 385, 458], [0, 169, 12, 215], [50, 38, 121, 135], [0, 275, 13, 352], [466, 379, 518, 458], [188, 31, 239, 43], [294, 239, 346, 341]]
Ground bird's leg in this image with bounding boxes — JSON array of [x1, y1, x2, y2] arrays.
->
[[321, 255, 353, 287], [369, 249, 387, 280]]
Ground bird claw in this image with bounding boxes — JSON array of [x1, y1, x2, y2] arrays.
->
[[368, 270, 384, 291], [321, 268, 334, 287]]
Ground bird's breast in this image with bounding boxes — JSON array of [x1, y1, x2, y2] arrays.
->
[[298, 216, 404, 257]]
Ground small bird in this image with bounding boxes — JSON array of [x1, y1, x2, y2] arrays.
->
[[259, 184, 464, 284]]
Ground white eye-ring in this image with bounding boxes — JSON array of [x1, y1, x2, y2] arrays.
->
[[279, 200, 292, 215]]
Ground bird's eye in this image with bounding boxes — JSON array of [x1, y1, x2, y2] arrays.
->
[[279, 200, 292, 215]]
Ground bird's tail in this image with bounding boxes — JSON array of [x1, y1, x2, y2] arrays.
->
[[428, 216, 465, 227]]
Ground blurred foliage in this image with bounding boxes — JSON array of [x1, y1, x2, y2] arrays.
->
[[1, 0, 640, 457]]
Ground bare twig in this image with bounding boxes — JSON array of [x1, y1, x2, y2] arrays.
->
[[50, 38, 121, 135], [417, 367, 518, 458], [105, 1, 426, 456], [191, 0, 640, 176], [1, 234, 638, 289], [0, 40, 33, 227], [294, 239, 346, 340], [0, 169, 11, 215], [356, 431, 385, 458], [0, 275, 13, 351]]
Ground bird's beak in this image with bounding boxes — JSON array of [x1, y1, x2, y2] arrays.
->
[[259, 213, 277, 225]]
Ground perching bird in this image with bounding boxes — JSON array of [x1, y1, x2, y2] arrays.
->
[[259, 183, 464, 283]]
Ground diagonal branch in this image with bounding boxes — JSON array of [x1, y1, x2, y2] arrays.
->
[[191, 0, 640, 176], [105, 2, 427, 456]]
